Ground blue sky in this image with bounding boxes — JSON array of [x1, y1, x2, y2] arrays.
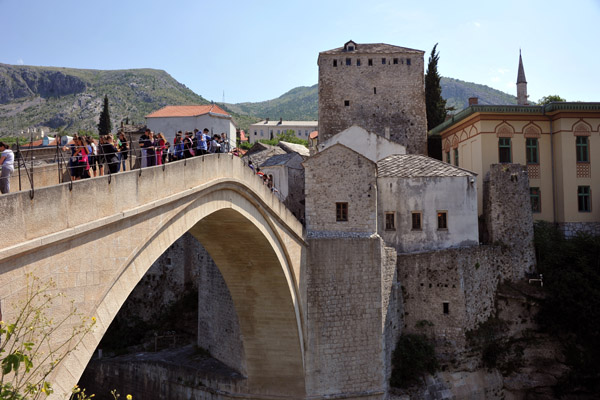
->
[[1, 0, 599, 104]]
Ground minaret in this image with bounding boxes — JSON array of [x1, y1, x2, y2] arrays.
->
[[516, 50, 528, 105]]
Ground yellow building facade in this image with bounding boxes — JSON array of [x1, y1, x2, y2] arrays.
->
[[430, 103, 600, 236]]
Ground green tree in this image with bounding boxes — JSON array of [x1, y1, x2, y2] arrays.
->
[[0, 274, 96, 399], [97, 95, 112, 135], [390, 334, 438, 388], [425, 43, 447, 130], [258, 130, 308, 147], [538, 95, 566, 105]]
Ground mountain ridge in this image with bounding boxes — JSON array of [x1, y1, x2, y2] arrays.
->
[[0, 63, 518, 136]]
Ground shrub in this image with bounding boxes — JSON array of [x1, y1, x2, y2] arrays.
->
[[390, 334, 438, 388]]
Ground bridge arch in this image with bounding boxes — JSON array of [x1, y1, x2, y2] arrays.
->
[[0, 156, 307, 399]]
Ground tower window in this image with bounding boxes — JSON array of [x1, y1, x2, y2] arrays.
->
[[333, 60, 337, 67], [411, 212, 422, 230], [373, 87, 377, 95], [443, 302, 449, 314], [393, 58, 399, 64], [336, 202, 348, 221], [346, 58, 351, 66], [357, 59, 361, 66], [368, 58, 373, 66], [437, 211, 448, 230], [454, 148, 459, 167], [445, 151, 450, 164], [344, 100, 350, 107], [385, 212, 395, 230], [407, 58, 411, 65], [382, 57, 386, 65]]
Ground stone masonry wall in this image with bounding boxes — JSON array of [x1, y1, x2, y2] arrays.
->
[[483, 164, 536, 279], [284, 166, 305, 222], [559, 221, 600, 238], [305, 237, 386, 397], [304, 144, 377, 233], [381, 245, 401, 385], [103, 232, 245, 374], [397, 245, 522, 351], [318, 50, 427, 155]]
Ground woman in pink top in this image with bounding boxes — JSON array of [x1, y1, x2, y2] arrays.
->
[[155, 133, 167, 165]]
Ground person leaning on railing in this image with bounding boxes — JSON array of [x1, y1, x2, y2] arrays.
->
[[118, 132, 128, 171], [102, 134, 120, 174], [0, 141, 15, 194]]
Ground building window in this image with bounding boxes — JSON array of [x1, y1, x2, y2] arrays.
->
[[454, 148, 459, 167], [576, 136, 589, 162], [254, 131, 257, 136], [445, 151, 450, 164], [411, 212, 422, 230], [499, 138, 512, 163], [277, 130, 280, 134], [526, 138, 539, 164], [333, 60, 337, 67], [530, 187, 541, 213], [443, 302, 449, 314], [346, 58, 351, 66], [305, 130, 309, 135], [393, 58, 398, 64], [368, 58, 373, 66], [437, 211, 448, 230], [373, 87, 377, 95], [344, 100, 350, 107], [347, 45, 354, 51], [260, 130, 263, 136], [357, 59, 361, 66], [385, 212, 395, 230], [382, 57, 386, 65], [407, 58, 411, 65], [578, 186, 591, 212], [336, 202, 348, 221]]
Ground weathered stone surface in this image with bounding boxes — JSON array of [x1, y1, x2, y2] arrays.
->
[[318, 42, 427, 155]]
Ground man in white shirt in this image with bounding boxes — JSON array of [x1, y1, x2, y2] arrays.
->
[[0, 141, 15, 194]]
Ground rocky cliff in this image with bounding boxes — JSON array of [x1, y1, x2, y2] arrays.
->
[[0, 64, 209, 135]]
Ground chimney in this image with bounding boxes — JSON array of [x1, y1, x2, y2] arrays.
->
[[468, 97, 479, 106], [265, 118, 269, 124], [278, 117, 283, 125]]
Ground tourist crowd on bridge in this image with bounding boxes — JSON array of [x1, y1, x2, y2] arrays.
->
[[0, 127, 281, 196], [60, 128, 234, 181]]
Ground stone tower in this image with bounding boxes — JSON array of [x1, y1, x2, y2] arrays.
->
[[516, 50, 528, 105], [318, 40, 427, 154]]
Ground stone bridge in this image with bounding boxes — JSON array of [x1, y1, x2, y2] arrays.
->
[[0, 155, 309, 399]]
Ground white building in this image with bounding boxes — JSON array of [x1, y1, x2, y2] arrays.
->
[[377, 154, 478, 253], [317, 125, 406, 163], [145, 105, 236, 149], [248, 119, 318, 143]]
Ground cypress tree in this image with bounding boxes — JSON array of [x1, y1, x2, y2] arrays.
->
[[425, 44, 447, 130], [98, 95, 112, 135]]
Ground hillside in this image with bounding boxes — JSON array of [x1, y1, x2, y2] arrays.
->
[[0, 64, 209, 136], [441, 77, 517, 110]]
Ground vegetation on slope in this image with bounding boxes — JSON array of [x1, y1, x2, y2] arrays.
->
[[0, 64, 209, 135], [533, 222, 600, 394]]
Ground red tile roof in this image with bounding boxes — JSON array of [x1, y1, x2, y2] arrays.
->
[[145, 104, 230, 118]]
